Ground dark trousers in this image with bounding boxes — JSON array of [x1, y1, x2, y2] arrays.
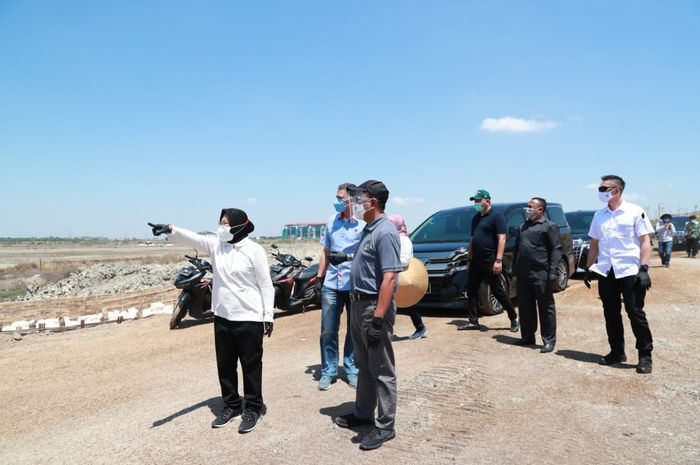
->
[[597, 270, 653, 357], [687, 238, 698, 257], [407, 307, 424, 330], [214, 316, 264, 412], [349, 298, 397, 431], [466, 259, 517, 322], [516, 278, 556, 345]]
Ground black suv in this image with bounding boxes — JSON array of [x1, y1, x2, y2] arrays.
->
[[410, 202, 575, 315], [565, 210, 597, 273]]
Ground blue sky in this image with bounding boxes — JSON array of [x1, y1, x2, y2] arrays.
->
[[1, 1, 699, 238]]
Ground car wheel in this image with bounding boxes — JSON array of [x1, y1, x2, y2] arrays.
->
[[553, 259, 568, 293], [478, 273, 509, 316]]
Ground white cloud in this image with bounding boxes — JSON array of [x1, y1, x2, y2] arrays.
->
[[585, 183, 599, 190], [480, 116, 559, 134], [392, 196, 424, 206], [247, 198, 257, 204]]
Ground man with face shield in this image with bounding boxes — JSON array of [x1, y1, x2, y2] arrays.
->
[[585, 175, 655, 374], [332, 180, 402, 451], [314, 183, 364, 391], [148, 208, 274, 432], [511, 197, 562, 352]]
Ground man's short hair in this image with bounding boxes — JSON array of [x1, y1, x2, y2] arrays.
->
[[601, 175, 626, 192], [337, 183, 353, 193], [531, 197, 547, 210], [689, 215, 696, 220]]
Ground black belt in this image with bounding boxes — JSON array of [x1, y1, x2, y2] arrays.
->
[[349, 292, 377, 303]]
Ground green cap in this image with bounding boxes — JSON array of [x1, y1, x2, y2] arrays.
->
[[469, 189, 491, 201]]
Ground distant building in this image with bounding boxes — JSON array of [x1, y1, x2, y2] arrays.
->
[[282, 222, 325, 240]]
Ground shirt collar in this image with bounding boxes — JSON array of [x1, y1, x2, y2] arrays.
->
[[364, 214, 386, 232]]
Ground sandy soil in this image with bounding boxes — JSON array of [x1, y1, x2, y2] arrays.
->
[[1, 253, 698, 465]]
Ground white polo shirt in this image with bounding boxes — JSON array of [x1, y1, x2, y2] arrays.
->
[[588, 201, 654, 279]]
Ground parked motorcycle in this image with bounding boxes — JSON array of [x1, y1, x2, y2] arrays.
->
[[170, 253, 214, 329], [269, 244, 322, 311]]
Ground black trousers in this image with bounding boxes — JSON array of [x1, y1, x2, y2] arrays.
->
[[214, 316, 264, 412], [597, 270, 653, 357], [516, 278, 556, 345], [407, 307, 424, 330], [687, 238, 698, 257], [466, 259, 517, 322]]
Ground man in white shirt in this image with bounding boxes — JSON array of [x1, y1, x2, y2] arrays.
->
[[585, 175, 654, 374], [655, 213, 675, 267]]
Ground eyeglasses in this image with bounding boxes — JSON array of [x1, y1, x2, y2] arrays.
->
[[597, 186, 616, 193]]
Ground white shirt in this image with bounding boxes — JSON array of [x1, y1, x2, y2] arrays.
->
[[399, 235, 413, 270], [655, 221, 676, 242], [588, 201, 654, 279], [168, 227, 274, 322]]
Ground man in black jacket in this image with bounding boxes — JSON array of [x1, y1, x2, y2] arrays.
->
[[511, 197, 562, 352]]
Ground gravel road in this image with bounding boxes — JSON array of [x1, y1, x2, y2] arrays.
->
[[1, 253, 698, 465]]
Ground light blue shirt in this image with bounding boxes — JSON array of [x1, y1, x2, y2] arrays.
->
[[320, 213, 365, 291]]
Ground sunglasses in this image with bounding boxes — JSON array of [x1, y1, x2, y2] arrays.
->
[[597, 186, 617, 193]]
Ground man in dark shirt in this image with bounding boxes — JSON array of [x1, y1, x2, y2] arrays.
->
[[458, 189, 519, 331], [511, 197, 562, 352]]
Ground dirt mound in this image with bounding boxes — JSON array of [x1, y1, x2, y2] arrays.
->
[[19, 262, 181, 300]]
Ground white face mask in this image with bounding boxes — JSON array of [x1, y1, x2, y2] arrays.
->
[[524, 207, 537, 220], [352, 202, 366, 221], [217, 225, 234, 242], [598, 191, 613, 203]]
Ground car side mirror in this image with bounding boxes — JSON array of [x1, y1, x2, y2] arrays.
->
[[271, 244, 278, 249], [304, 256, 313, 262]]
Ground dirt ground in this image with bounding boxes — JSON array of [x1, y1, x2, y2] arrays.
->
[[1, 252, 698, 465]]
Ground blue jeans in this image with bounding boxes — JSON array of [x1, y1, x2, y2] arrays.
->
[[320, 288, 357, 379], [658, 240, 673, 265]]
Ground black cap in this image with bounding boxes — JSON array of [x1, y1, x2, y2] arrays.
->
[[347, 179, 389, 203], [347, 180, 389, 198]]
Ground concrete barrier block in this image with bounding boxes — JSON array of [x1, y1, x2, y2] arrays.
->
[[36, 318, 61, 330]]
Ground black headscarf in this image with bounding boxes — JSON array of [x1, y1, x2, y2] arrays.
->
[[219, 208, 255, 243]]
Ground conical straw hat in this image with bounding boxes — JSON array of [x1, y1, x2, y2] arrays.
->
[[395, 257, 429, 308]]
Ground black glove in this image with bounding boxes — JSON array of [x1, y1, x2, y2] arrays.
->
[[636, 265, 651, 290], [315, 276, 324, 294], [548, 275, 559, 292], [328, 251, 351, 266], [148, 222, 172, 236], [367, 317, 384, 348], [264, 321, 273, 337], [583, 268, 592, 289]]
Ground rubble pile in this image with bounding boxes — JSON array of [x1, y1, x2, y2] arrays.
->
[[19, 262, 181, 301]]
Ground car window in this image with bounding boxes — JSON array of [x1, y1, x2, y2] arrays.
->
[[547, 205, 568, 228], [410, 208, 477, 244], [506, 210, 524, 236], [670, 217, 689, 230], [566, 211, 596, 235]]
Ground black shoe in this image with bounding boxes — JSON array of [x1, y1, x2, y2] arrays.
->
[[514, 338, 536, 346], [334, 413, 373, 429], [457, 321, 480, 331], [359, 427, 396, 450], [540, 343, 555, 353], [211, 406, 241, 428], [238, 408, 262, 433], [509, 318, 520, 333], [600, 352, 627, 365], [636, 356, 652, 374]]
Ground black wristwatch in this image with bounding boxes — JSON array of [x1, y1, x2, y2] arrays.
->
[[495, 258, 503, 263], [640, 264, 649, 272], [372, 317, 384, 326]]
